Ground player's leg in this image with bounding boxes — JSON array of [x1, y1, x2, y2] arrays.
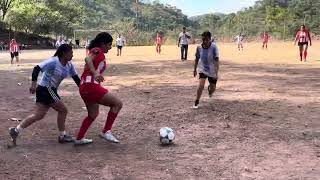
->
[[98, 93, 122, 143], [193, 74, 206, 109], [50, 101, 74, 143], [208, 78, 217, 98], [15, 53, 19, 63], [181, 45, 184, 60], [10, 53, 14, 64], [75, 103, 99, 145], [185, 45, 188, 60], [303, 44, 309, 61], [298, 44, 303, 61], [120, 47, 122, 56], [9, 103, 50, 146], [117, 47, 120, 56]]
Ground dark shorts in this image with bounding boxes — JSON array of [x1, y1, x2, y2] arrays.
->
[[117, 45, 123, 50], [298, 42, 308, 46], [36, 85, 60, 105], [199, 73, 217, 84], [10, 52, 19, 58]]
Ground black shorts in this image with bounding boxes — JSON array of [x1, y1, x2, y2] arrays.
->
[[298, 42, 308, 46], [36, 85, 60, 105], [10, 52, 19, 58], [199, 73, 217, 84], [117, 45, 123, 50]]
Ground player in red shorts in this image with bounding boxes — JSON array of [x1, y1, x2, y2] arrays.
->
[[261, 31, 269, 50], [156, 32, 163, 54], [75, 32, 123, 145], [294, 25, 312, 62]]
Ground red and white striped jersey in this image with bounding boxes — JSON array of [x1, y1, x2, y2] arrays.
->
[[296, 31, 310, 43], [10, 43, 19, 53]]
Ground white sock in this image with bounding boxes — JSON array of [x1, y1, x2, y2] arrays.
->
[[15, 124, 23, 134], [59, 131, 67, 137]]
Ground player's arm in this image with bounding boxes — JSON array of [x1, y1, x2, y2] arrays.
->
[[186, 33, 191, 39], [84, 54, 104, 82], [294, 33, 299, 45], [178, 36, 181, 47], [30, 65, 41, 94], [308, 31, 312, 46], [194, 47, 200, 77]]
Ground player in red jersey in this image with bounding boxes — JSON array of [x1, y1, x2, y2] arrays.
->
[[294, 25, 312, 62], [261, 31, 269, 50], [9, 39, 20, 64], [75, 32, 123, 145], [156, 32, 163, 54]]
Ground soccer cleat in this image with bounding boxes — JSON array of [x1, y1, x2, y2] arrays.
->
[[8, 127, 19, 146], [58, 134, 75, 144], [99, 131, 119, 143], [192, 100, 200, 109], [74, 138, 93, 146]]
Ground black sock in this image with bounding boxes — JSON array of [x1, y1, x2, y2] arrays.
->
[[195, 100, 199, 106]]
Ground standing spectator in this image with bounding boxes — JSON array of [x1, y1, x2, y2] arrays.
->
[[178, 27, 191, 61], [10, 39, 20, 64], [55, 37, 66, 48]]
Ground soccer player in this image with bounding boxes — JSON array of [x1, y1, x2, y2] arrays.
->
[[294, 25, 312, 62], [9, 39, 20, 64], [262, 31, 270, 49], [8, 44, 80, 146], [75, 32, 123, 145], [235, 33, 244, 51], [116, 35, 125, 56], [178, 27, 191, 61], [156, 32, 163, 54], [193, 31, 220, 109]]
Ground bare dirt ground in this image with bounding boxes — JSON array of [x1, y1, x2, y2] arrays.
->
[[0, 42, 320, 179]]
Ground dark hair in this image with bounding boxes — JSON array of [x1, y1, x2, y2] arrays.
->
[[88, 32, 113, 50], [301, 25, 305, 28], [183, 27, 186, 30], [54, 44, 72, 57], [202, 31, 212, 38]]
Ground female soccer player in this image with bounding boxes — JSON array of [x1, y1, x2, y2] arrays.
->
[[193, 31, 220, 109], [156, 32, 163, 54], [9, 44, 80, 146], [261, 31, 270, 50], [294, 25, 312, 62], [10, 39, 20, 64], [75, 32, 123, 145]]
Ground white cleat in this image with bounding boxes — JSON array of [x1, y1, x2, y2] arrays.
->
[[74, 138, 93, 146], [99, 131, 120, 143], [192, 105, 199, 109]]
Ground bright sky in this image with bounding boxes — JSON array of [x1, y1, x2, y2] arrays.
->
[[158, 0, 257, 16]]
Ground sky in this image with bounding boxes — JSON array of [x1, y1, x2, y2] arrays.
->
[[156, 0, 257, 16]]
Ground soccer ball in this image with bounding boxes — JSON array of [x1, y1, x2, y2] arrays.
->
[[159, 127, 175, 145]]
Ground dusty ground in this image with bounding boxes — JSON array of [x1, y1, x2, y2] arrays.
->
[[0, 42, 320, 179]]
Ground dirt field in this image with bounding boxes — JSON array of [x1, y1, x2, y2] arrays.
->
[[0, 42, 320, 179]]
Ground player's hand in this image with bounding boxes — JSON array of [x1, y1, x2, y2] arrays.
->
[[310, 43, 312, 46], [193, 69, 197, 77], [29, 82, 37, 94], [94, 72, 104, 83], [178, 44, 180, 47]]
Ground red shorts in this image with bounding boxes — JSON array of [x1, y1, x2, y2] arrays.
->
[[79, 83, 108, 103]]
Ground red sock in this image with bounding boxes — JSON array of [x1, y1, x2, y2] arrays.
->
[[304, 51, 308, 60], [76, 116, 95, 140], [300, 52, 303, 61], [102, 112, 118, 133]]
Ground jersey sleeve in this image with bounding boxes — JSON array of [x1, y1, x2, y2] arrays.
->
[[38, 58, 56, 72], [212, 45, 219, 59], [195, 46, 200, 59], [69, 62, 78, 77]]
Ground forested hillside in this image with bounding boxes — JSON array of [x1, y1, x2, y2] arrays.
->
[[1, 0, 320, 45]]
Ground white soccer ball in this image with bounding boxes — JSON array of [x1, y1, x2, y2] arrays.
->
[[159, 127, 175, 145]]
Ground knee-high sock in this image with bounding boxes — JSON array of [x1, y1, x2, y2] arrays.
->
[[102, 111, 118, 133], [76, 117, 95, 140]]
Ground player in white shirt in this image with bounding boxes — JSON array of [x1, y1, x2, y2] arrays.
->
[[235, 33, 244, 51], [116, 35, 125, 56], [8, 44, 81, 147], [178, 27, 191, 61]]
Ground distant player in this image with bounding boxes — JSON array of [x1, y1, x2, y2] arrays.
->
[[156, 32, 163, 54], [75, 32, 123, 145], [294, 25, 312, 62], [235, 33, 244, 51], [193, 31, 220, 109], [8, 44, 80, 147], [178, 27, 191, 61], [9, 39, 20, 64], [261, 31, 270, 49], [116, 35, 125, 56]]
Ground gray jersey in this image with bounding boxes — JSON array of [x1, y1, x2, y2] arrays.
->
[[195, 43, 219, 78]]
